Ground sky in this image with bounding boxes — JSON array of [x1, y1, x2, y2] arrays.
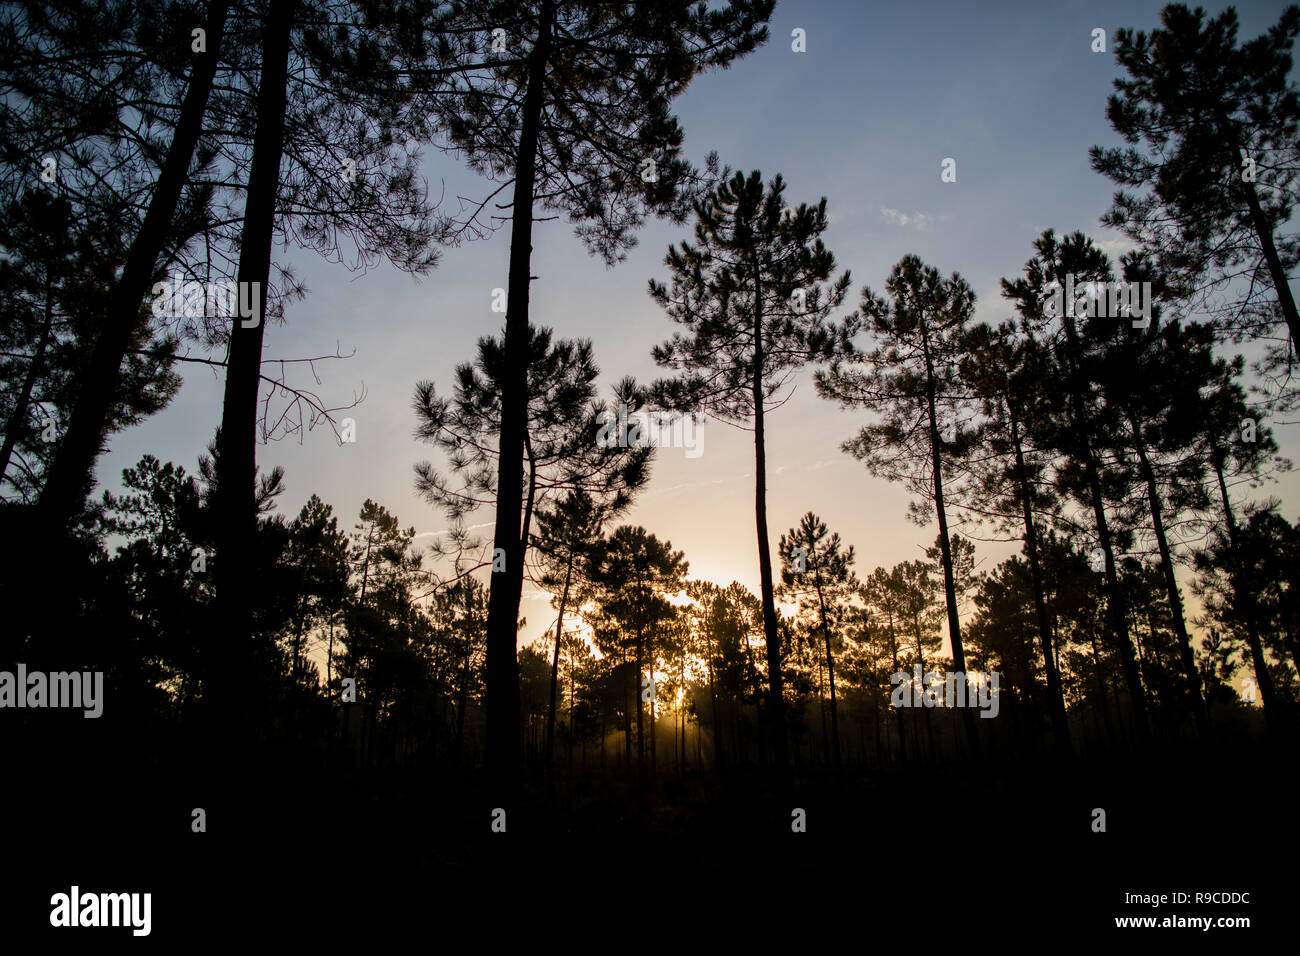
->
[[99, 0, 1300, 652]]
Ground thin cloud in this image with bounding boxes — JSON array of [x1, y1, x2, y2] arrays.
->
[[880, 206, 945, 232], [413, 520, 495, 541]]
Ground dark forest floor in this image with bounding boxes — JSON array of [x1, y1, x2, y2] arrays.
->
[[4, 725, 1289, 945]]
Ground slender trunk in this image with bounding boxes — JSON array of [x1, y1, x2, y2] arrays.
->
[[1212, 457, 1279, 725], [814, 578, 841, 766], [213, 0, 295, 718], [292, 610, 305, 683], [695, 700, 702, 769], [1018, 635, 1036, 753], [750, 255, 787, 772], [546, 556, 572, 764], [918, 320, 980, 757], [1242, 182, 1300, 347], [888, 613, 906, 765], [456, 650, 471, 763], [1089, 627, 1114, 745], [0, 275, 55, 485], [623, 653, 632, 773], [1060, 312, 1149, 741], [871, 687, 883, 769], [815, 649, 828, 762], [483, 1, 553, 783], [676, 686, 686, 775], [635, 624, 645, 781], [742, 615, 765, 764], [916, 620, 937, 762], [521, 433, 537, 557], [927, 467, 967, 714], [706, 628, 722, 769], [358, 523, 374, 603], [38, 0, 231, 524], [1128, 414, 1208, 733], [649, 630, 657, 781], [326, 614, 334, 686], [1009, 405, 1072, 752], [568, 654, 575, 778], [679, 654, 686, 776]]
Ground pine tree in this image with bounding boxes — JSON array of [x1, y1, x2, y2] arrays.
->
[[816, 254, 982, 755], [413, 0, 771, 779], [413, 327, 649, 551], [1090, 4, 1300, 402], [778, 511, 857, 766], [961, 320, 1072, 751], [1002, 230, 1151, 742], [583, 525, 687, 780], [651, 169, 856, 770], [529, 489, 605, 767]]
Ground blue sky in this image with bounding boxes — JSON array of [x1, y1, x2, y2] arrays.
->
[[101, 0, 1300, 649]]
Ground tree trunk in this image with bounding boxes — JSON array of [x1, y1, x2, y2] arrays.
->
[[37, 0, 231, 526], [213, 0, 295, 719], [680, 657, 687, 776], [1060, 312, 1149, 742], [635, 625, 645, 781], [649, 631, 657, 781], [623, 653, 633, 773], [1089, 628, 1114, 745], [871, 687, 883, 769], [750, 256, 787, 772], [1128, 414, 1208, 733], [483, 1, 553, 784], [327, 615, 335, 686], [0, 273, 55, 486], [706, 629, 722, 769], [546, 557, 572, 764], [815, 649, 828, 762], [914, 620, 937, 762], [814, 579, 841, 766], [1242, 182, 1300, 348], [917, 319, 980, 757], [1009, 405, 1072, 752], [568, 655, 576, 778], [456, 651, 471, 764], [887, 615, 906, 765], [1212, 456, 1279, 726], [742, 611, 766, 765]]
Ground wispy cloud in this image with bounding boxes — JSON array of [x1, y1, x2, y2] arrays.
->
[[413, 520, 495, 541], [880, 206, 945, 232], [1095, 234, 1138, 262]]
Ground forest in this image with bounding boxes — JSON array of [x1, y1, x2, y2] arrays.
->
[[1, 0, 1296, 940]]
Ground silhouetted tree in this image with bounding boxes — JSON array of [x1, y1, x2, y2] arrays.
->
[[1002, 230, 1151, 742], [29, 0, 232, 527], [529, 489, 605, 766], [778, 511, 857, 766], [817, 254, 982, 754], [1091, 4, 1300, 405], [1084, 257, 1213, 732], [418, 0, 771, 779], [652, 169, 857, 771], [583, 525, 687, 780], [961, 320, 1071, 750]]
